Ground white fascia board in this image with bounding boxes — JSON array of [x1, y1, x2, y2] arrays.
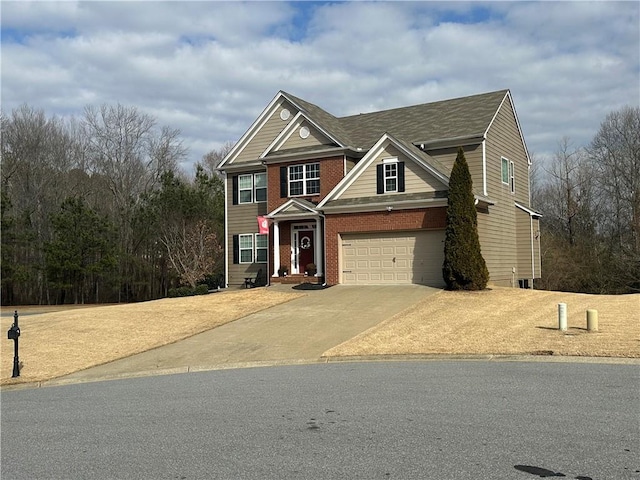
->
[[219, 92, 285, 169], [515, 201, 542, 218], [322, 198, 448, 214], [484, 90, 532, 166], [260, 111, 304, 158]]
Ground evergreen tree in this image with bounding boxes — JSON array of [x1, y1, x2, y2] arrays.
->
[[45, 197, 117, 303], [442, 147, 489, 290]]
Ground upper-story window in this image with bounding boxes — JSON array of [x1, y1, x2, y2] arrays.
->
[[376, 158, 405, 194], [384, 159, 398, 193], [288, 163, 320, 196], [501, 157, 515, 194], [236, 172, 267, 204]]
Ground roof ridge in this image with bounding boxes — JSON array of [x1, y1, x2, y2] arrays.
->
[[338, 89, 509, 120]]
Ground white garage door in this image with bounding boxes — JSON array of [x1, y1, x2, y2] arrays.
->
[[341, 230, 445, 286]]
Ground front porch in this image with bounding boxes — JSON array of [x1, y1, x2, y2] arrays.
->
[[266, 198, 324, 284], [270, 273, 325, 285]]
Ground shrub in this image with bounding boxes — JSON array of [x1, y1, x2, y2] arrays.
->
[[195, 284, 209, 295]]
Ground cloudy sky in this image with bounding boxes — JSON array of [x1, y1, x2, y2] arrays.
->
[[2, 1, 639, 172]]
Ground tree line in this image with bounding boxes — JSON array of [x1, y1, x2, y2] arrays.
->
[[1, 104, 227, 305], [532, 106, 639, 294], [1, 103, 637, 304]]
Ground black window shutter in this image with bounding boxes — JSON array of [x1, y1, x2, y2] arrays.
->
[[232, 235, 239, 264], [232, 176, 238, 205], [280, 167, 287, 198], [376, 164, 384, 194], [398, 162, 405, 192]]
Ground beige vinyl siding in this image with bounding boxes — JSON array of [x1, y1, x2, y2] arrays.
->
[[278, 203, 308, 215], [515, 208, 533, 278], [234, 100, 298, 164], [278, 121, 330, 150], [480, 95, 529, 286], [345, 157, 357, 174], [226, 173, 268, 286], [427, 144, 483, 195], [341, 145, 444, 199]]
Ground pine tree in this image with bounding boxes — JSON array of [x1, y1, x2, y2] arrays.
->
[[442, 147, 489, 290]]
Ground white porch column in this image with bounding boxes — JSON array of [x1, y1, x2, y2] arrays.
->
[[314, 217, 323, 276], [272, 221, 280, 277]]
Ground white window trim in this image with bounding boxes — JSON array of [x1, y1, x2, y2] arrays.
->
[[238, 174, 253, 204], [288, 162, 320, 197], [254, 172, 267, 203], [238, 234, 254, 264], [383, 158, 398, 193], [501, 157, 509, 185], [255, 233, 268, 264], [239, 173, 267, 204], [509, 160, 515, 194]]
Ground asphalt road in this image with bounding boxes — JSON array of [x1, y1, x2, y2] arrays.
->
[[2, 361, 638, 480]]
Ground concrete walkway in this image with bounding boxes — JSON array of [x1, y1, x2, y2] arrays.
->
[[60, 284, 439, 382]]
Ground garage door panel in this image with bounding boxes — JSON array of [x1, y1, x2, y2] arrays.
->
[[341, 230, 445, 286]]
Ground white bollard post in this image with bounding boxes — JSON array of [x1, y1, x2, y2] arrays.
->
[[558, 303, 567, 331], [587, 309, 598, 332]]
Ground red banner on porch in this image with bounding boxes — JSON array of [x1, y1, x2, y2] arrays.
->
[[257, 216, 270, 234]]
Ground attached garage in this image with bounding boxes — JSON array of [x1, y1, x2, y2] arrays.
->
[[341, 230, 445, 286]]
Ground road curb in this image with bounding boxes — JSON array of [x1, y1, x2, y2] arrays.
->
[[2, 353, 638, 391]]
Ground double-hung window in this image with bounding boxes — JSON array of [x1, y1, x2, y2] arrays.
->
[[501, 157, 515, 194], [238, 174, 253, 204], [254, 173, 267, 202], [236, 173, 267, 204], [236, 233, 268, 264], [376, 158, 405, 194], [255, 234, 268, 263], [238, 234, 254, 263], [384, 159, 398, 193], [288, 163, 320, 196]]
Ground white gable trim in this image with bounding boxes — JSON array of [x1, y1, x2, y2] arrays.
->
[[260, 110, 345, 159], [267, 198, 319, 217], [484, 90, 532, 166], [260, 111, 304, 158], [318, 133, 449, 208], [219, 92, 287, 168]]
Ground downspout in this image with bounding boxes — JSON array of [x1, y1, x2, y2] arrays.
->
[[530, 214, 535, 288], [223, 171, 229, 288], [319, 212, 327, 286], [482, 139, 487, 197]]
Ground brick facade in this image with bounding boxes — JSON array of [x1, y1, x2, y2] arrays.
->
[[323, 207, 447, 285], [267, 156, 345, 212]]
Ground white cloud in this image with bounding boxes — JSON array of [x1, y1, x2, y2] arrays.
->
[[1, 1, 638, 170]]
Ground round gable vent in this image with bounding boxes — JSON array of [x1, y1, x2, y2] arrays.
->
[[280, 109, 290, 121], [299, 126, 310, 139]]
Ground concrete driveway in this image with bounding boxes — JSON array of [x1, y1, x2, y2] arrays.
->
[[60, 284, 439, 382]]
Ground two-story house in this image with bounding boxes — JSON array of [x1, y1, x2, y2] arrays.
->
[[218, 89, 541, 288]]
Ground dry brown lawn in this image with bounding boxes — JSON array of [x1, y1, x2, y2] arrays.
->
[[2, 287, 638, 387], [324, 287, 640, 359], [1, 289, 302, 386]]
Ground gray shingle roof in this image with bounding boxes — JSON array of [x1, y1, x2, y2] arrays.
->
[[282, 89, 508, 150]]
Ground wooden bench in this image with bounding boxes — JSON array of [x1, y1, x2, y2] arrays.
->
[[244, 268, 263, 288]]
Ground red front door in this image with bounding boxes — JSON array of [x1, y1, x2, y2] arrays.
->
[[298, 230, 315, 273]]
